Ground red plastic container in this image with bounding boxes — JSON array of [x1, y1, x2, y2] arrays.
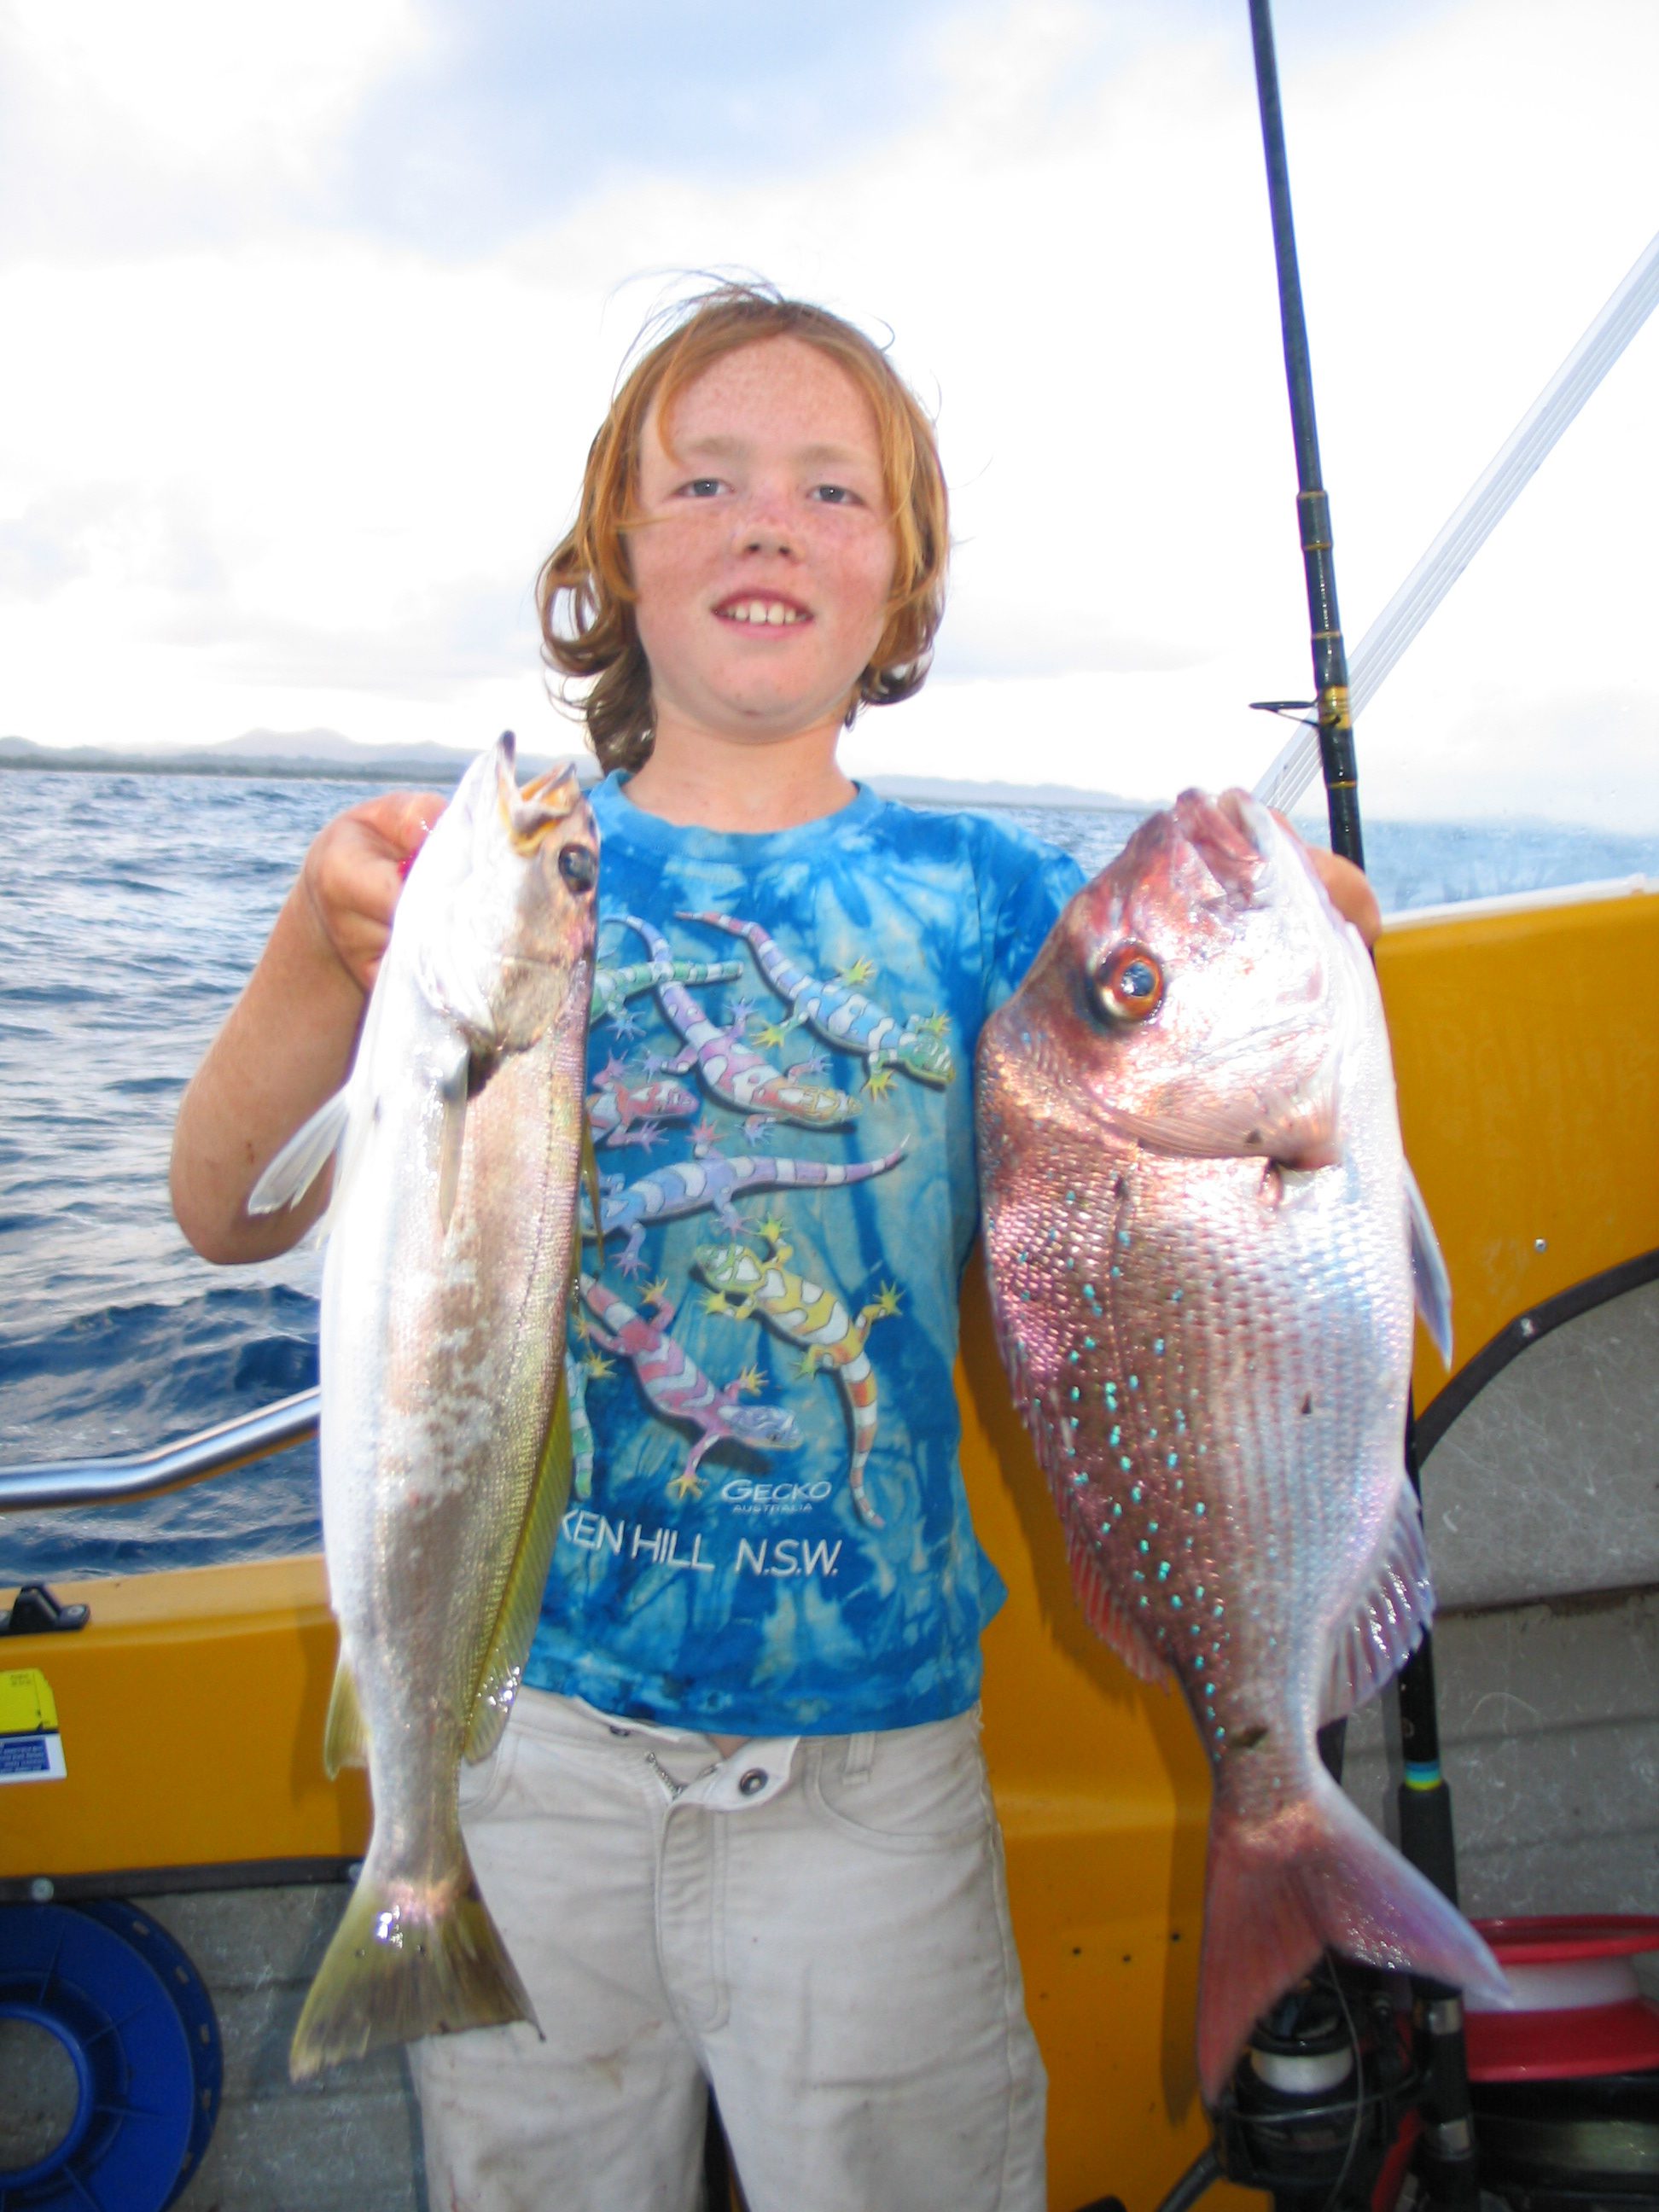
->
[[1464, 1915, 1659, 2081]]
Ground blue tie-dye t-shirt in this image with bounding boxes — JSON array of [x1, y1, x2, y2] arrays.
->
[[525, 772, 1083, 1734]]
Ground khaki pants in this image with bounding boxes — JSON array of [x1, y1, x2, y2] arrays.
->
[[416, 1690, 1047, 2212]]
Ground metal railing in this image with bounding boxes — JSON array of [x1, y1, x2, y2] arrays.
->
[[0, 1391, 320, 1513]]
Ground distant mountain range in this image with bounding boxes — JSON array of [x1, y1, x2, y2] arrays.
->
[[0, 730, 1150, 812], [0, 729, 574, 785]]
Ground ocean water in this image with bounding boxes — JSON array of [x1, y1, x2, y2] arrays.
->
[[3, 765, 1653, 1584]]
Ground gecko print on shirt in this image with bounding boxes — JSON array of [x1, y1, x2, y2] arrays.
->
[[620, 912, 861, 1132], [582, 1129, 908, 1276], [575, 1271, 801, 1502], [527, 773, 1082, 1735], [677, 909, 956, 1089], [586, 1057, 701, 1150], [696, 1216, 899, 1529]]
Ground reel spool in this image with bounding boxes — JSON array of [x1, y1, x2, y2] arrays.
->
[[0, 1901, 222, 2212]]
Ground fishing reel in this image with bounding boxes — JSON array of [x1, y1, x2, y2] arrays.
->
[[1211, 1960, 1422, 2212]]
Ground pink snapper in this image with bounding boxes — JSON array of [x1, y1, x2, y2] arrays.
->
[[976, 788, 1505, 2103]]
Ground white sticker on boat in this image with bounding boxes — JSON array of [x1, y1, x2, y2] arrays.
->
[[0, 1668, 66, 1784]]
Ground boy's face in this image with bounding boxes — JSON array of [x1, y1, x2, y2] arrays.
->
[[629, 336, 899, 751]]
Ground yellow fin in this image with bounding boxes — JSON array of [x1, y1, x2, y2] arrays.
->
[[581, 1115, 604, 1269], [288, 1847, 536, 2080], [323, 1653, 369, 1778], [463, 1372, 573, 1766]]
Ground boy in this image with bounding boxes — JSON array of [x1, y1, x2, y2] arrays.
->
[[173, 284, 1377, 2212]]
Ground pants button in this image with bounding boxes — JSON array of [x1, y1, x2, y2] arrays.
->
[[738, 1768, 768, 1797]]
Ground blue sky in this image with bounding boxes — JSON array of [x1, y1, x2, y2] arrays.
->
[[1, 0, 1655, 827]]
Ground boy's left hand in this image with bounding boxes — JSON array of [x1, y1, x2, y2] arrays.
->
[[1274, 812, 1382, 948]]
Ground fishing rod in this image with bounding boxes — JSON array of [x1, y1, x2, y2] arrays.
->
[[1255, 224, 1659, 816], [1237, 8, 1476, 2212], [1247, 0, 1362, 870]]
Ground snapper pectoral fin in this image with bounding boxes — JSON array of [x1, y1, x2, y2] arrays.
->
[[1406, 1163, 1454, 1367], [1099, 1062, 1341, 1168]]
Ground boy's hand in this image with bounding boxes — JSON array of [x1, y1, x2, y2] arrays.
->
[[300, 790, 447, 993], [1307, 847, 1382, 948], [1272, 812, 1382, 949]]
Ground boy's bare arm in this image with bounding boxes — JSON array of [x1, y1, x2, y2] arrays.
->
[[171, 790, 445, 1264]]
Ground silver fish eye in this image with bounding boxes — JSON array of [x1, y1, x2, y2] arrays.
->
[[558, 844, 597, 894]]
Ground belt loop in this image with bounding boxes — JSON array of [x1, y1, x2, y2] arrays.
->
[[841, 1731, 876, 1785]]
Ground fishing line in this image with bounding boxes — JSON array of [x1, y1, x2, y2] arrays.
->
[[1316, 1964, 1368, 2212], [1254, 226, 1659, 817]]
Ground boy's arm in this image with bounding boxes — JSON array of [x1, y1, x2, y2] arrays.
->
[[170, 790, 444, 1265]]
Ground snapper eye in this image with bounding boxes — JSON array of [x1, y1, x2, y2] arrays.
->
[[558, 844, 597, 894], [1091, 941, 1164, 1024]]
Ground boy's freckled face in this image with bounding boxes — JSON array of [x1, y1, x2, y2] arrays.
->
[[628, 337, 899, 748]]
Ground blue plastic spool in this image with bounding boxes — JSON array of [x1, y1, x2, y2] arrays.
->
[[0, 1901, 221, 2212]]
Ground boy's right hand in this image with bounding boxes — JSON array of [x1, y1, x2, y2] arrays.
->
[[300, 790, 447, 994]]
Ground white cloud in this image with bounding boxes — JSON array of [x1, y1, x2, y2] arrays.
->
[[3, 0, 428, 185]]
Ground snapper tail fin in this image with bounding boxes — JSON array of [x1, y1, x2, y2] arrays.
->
[[288, 1845, 537, 2081], [1195, 1765, 1506, 2106]]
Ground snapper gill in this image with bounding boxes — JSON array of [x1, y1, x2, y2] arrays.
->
[[250, 733, 597, 2080], [975, 788, 1505, 2103]]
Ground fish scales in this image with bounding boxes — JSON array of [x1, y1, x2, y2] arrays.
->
[[251, 733, 598, 2080], [978, 787, 1503, 2104]]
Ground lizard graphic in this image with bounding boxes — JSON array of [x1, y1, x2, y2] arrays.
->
[[576, 1274, 800, 1501], [678, 910, 954, 1091], [620, 914, 861, 1131], [591, 954, 743, 1038], [587, 1056, 700, 1151], [694, 1219, 901, 1529], [580, 1135, 907, 1276]]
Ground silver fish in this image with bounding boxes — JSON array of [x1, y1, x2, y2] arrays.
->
[[251, 732, 597, 2079], [976, 789, 1504, 2103]]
